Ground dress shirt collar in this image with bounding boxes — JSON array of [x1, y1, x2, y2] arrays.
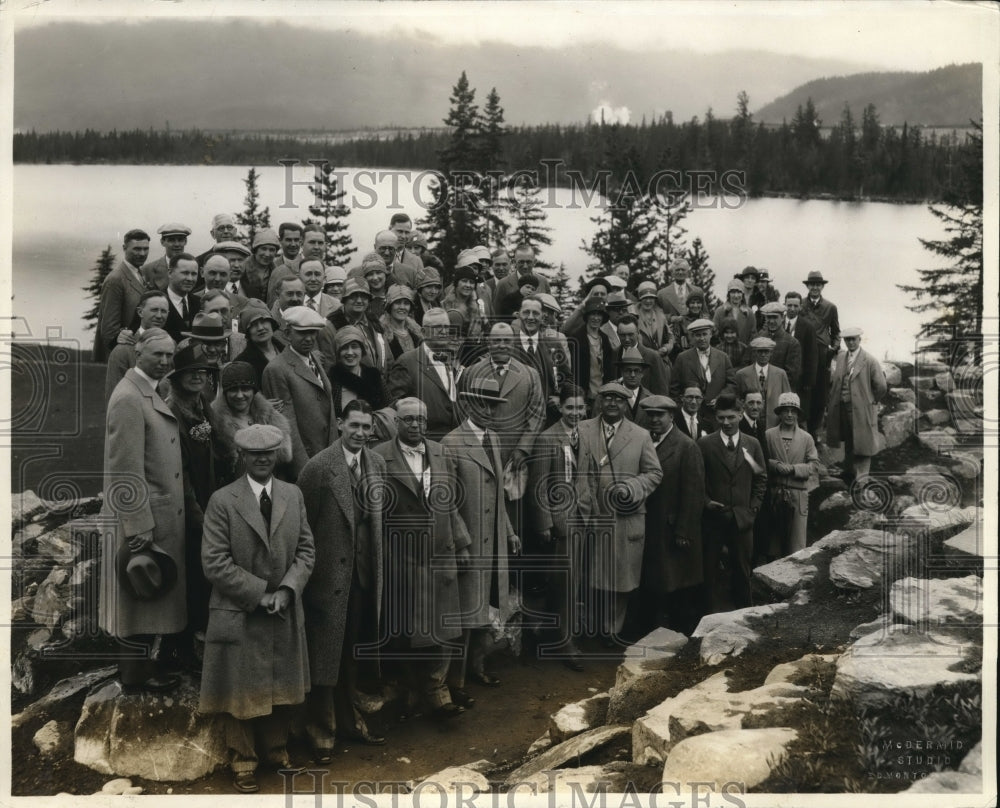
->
[[132, 366, 159, 394], [755, 363, 768, 376], [724, 431, 741, 449], [465, 419, 486, 442], [166, 286, 187, 311], [342, 445, 362, 469], [246, 475, 272, 499]]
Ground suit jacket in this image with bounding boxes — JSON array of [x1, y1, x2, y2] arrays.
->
[[620, 384, 654, 423], [441, 421, 516, 625], [756, 329, 802, 390], [462, 356, 545, 462], [495, 271, 552, 303], [510, 322, 573, 399], [614, 343, 672, 396], [656, 282, 704, 318], [643, 426, 705, 593], [576, 417, 662, 592], [698, 431, 768, 533], [298, 441, 386, 684], [261, 346, 337, 478], [670, 347, 737, 416], [164, 292, 201, 343], [141, 255, 170, 291], [789, 316, 818, 395], [801, 295, 841, 358], [386, 345, 460, 441], [566, 327, 617, 398], [826, 347, 887, 456], [675, 409, 710, 441], [735, 364, 792, 428], [98, 369, 185, 638], [94, 262, 147, 362], [526, 421, 583, 540], [198, 476, 314, 719], [739, 414, 769, 462], [374, 438, 471, 646]]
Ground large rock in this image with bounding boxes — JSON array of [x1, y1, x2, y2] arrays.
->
[[828, 545, 883, 589], [916, 358, 949, 375], [944, 523, 981, 559], [959, 741, 982, 775], [763, 653, 839, 687], [922, 408, 952, 426], [414, 766, 490, 794], [918, 387, 947, 409], [692, 603, 789, 666], [549, 692, 609, 742], [880, 409, 916, 448], [505, 725, 629, 784], [812, 529, 878, 552], [903, 772, 981, 793], [818, 490, 852, 512], [34, 720, 73, 758], [34, 524, 82, 565], [890, 575, 982, 626], [75, 677, 228, 781], [632, 671, 808, 765], [899, 504, 977, 537], [30, 567, 72, 629], [517, 765, 631, 793], [12, 666, 117, 731], [12, 490, 47, 526], [933, 371, 955, 392], [606, 628, 688, 724], [917, 427, 957, 452], [911, 376, 935, 391], [882, 363, 903, 386], [946, 452, 982, 480], [662, 728, 798, 789], [752, 546, 823, 597], [831, 628, 980, 710]]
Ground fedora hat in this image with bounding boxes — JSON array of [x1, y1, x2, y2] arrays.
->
[[116, 542, 178, 602], [803, 271, 829, 286], [181, 311, 230, 342], [459, 377, 508, 404]]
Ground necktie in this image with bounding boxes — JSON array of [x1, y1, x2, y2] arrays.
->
[[259, 488, 272, 530], [603, 422, 616, 447], [307, 298, 317, 310], [570, 427, 579, 452], [527, 338, 536, 359], [349, 455, 361, 484], [308, 355, 321, 380], [786, 319, 792, 335], [759, 370, 766, 392], [230, 282, 240, 295], [181, 296, 189, 321], [690, 415, 698, 437], [727, 436, 737, 452], [701, 353, 712, 383]]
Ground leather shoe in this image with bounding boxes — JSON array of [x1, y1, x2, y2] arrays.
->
[[449, 688, 476, 709], [469, 670, 500, 687], [233, 772, 259, 793], [122, 673, 180, 694], [432, 703, 464, 721], [338, 725, 386, 746], [313, 748, 334, 765]]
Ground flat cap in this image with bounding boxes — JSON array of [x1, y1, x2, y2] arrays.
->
[[640, 394, 678, 412], [158, 223, 191, 237], [749, 336, 776, 349], [760, 301, 787, 315], [685, 318, 715, 333], [282, 305, 328, 330], [324, 266, 347, 285], [606, 291, 630, 307], [235, 424, 285, 452], [598, 381, 631, 399], [252, 229, 280, 250], [841, 326, 863, 338], [334, 324, 367, 353], [604, 275, 628, 291], [342, 278, 372, 299], [213, 240, 250, 257], [534, 292, 561, 313]]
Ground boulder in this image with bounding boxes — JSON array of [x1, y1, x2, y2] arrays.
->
[[527, 731, 553, 756], [887, 386, 915, 405], [946, 452, 982, 480], [34, 524, 81, 565], [881, 363, 903, 386], [550, 692, 609, 742], [12, 490, 47, 526], [917, 427, 957, 453], [828, 545, 883, 589], [505, 725, 629, 784], [752, 547, 823, 597], [899, 504, 977, 537], [818, 490, 852, 512], [30, 566, 72, 629], [831, 628, 980, 709], [911, 376, 935, 391], [763, 653, 839, 687], [11, 666, 117, 731], [888, 471, 956, 503], [692, 603, 789, 666], [959, 741, 982, 775], [890, 575, 982, 626], [845, 510, 879, 530], [12, 652, 36, 695], [946, 389, 980, 416], [918, 387, 946, 409], [100, 778, 135, 795], [632, 671, 808, 765], [916, 358, 949, 375], [75, 677, 228, 781], [812, 529, 878, 552], [13, 522, 50, 556], [933, 371, 955, 392], [890, 495, 917, 517], [34, 720, 72, 758], [414, 766, 490, 794], [517, 765, 631, 793], [606, 628, 688, 724], [922, 409, 952, 426], [662, 728, 798, 789], [880, 410, 916, 448], [903, 772, 981, 793], [849, 617, 894, 641], [26, 626, 53, 652], [944, 523, 981, 559], [953, 413, 983, 436]]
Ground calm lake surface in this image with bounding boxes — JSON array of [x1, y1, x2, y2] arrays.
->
[[11, 164, 943, 361]]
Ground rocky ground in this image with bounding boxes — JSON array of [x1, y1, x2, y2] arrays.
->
[[9, 355, 988, 796]]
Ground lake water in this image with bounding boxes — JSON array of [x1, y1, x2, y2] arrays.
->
[[10, 164, 944, 361]]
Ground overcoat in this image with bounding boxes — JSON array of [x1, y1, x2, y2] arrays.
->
[[642, 426, 705, 594], [98, 369, 186, 637], [297, 440, 386, 685], [755, 329, 802, 390], [698, 431, 768, 533], [462, 356, 545, 463], [441, 422, 516, 626], [735, 364, 792, 429], [525, 421, 582, 540], [826, 347, 887, 456], [198, 476, 314, 720], [670, 347, 737, 420], [712, 302, 756, 345], [262, 346, 337, 478], [386, 344, 460, 440], [576, 417, 662, 592], [93, 262, 147, 362], [656, 283, 704, 318], [374, 438, 471, 647], [765, 425, 820, 501]]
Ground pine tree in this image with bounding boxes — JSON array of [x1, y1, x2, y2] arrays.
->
[[509, 175, 553, 270], [582, 190, 660, 281], [549, 262, 579, 314], [236, 167, 271, 244], [82, 246, 117, 330], [685, 237, 718, 311], [307, 161, 356, 266], [651, 190, 691, 285], [476, 87, 509, 245], [898, 121, 983, 359]]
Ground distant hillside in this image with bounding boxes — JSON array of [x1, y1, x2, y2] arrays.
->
[[755, 63, 981, 126]]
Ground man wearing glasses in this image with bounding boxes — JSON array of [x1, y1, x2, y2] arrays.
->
[[493, 243, 551, 305]]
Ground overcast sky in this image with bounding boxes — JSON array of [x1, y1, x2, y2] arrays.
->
[[9, 0, 997, 72]]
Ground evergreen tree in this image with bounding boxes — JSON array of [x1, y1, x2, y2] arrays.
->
[[236, 167, 271, 245], [476, 87, 509, 245], [651, 190, 691, 285], [509, 175, 553, 270], [82, 246, 116, 330], [898, 121, 983, 359], [582, 190, 660, 281], [441, 71, 480, 173], [549, 262, 578, 314], [307, 161, 356, 266], [419, 173, 460, 275], [685, 237, 718, 311]]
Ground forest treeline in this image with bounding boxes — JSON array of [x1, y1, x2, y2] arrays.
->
[[13, 95, 978, 202]]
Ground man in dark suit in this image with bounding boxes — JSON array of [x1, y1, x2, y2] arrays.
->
[[783, 292, 818, 427], [675, 386, 710, 440], [656, 257, 703, 318], [616, 315, 671, 395], [758, 302, 802, 391], [142, 223, 191, 291], [637, 395, 705, 636], [387, 308, 461, 441], [670, 319, 736, 429], [93, 228, 151, 362], [162, 253, 201, 343], [801, 271, 841, 437], [738, 390, 771, 567], [261, 306, 336, 478], [616, 347, 654, 422], [199, 254, 249, 332], [734, 337, 792, 429], [698, 394, 767, 613], [511, 295, 568, 424], [374, 398, 471, 720]]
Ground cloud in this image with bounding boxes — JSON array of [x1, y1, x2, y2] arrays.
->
[[590, 102, 631, 125]]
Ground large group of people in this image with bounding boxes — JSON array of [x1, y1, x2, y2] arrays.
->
[[95, 212, 887, 791]]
